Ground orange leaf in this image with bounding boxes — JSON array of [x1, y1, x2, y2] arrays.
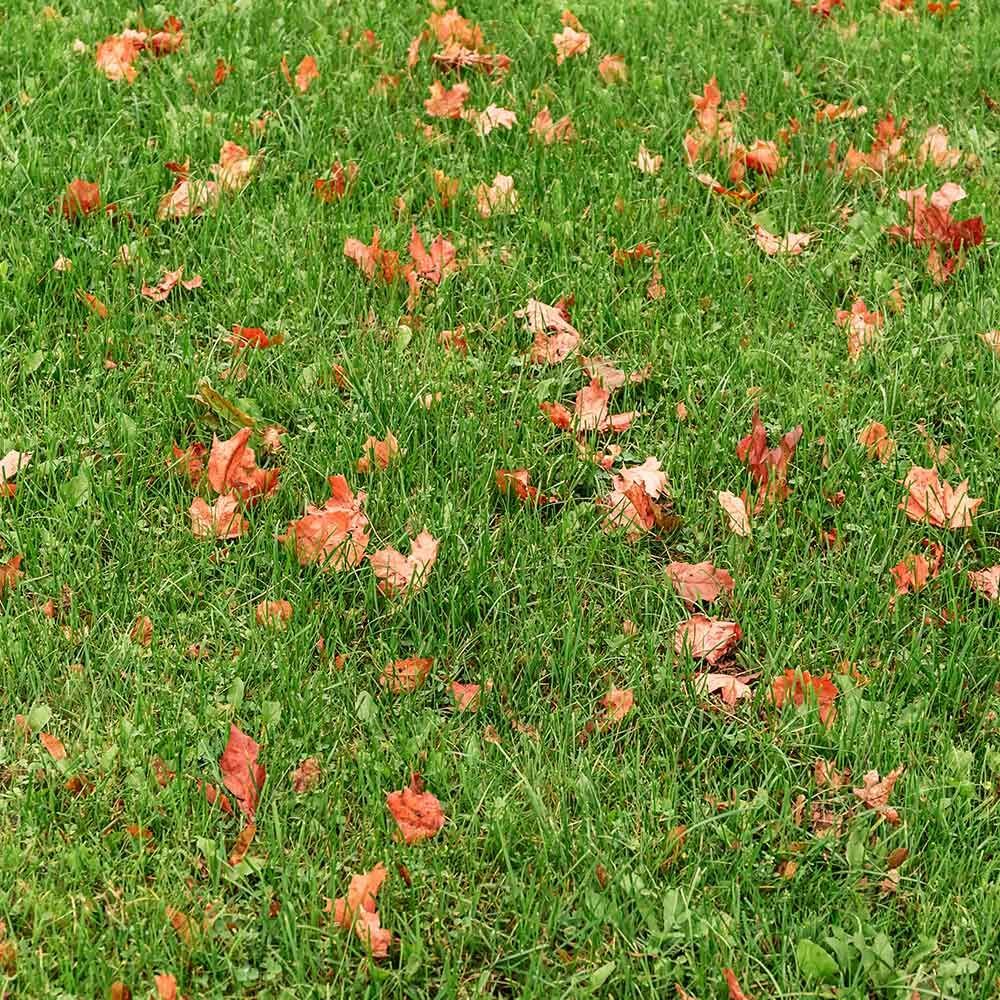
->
[[228, 822, 256, 865], [39, 731, 67, 761], [853, 766, 904, 825], [599, 687, 634, 726], [899, 466, 982, 529], [154, 973, 178, 1000], [219, 724, 266, 820], [0, 554, 24, 593], [450, 682, 482, 712], [59, 178, 101, 219], [189, 495, 246, 540], [254, 599, 292, 628], [674, 615, 742, 665], [291, 757, 322, 792], [553, 25, 590, 64], [857, 421, 895, 462], [666, 562, 735, 604], [380, 657, 433, 693], [386, 772, 446, 844], [141, 266, 202, 302], [771, 669, 838, 727], [968, 566, 1000, 601], [331, 864, 392, 956], [370, 531, 439, 598], [424, 80, 470, 118]]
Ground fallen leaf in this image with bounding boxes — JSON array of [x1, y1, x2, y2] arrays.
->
[[156, 161, 219, 221], [0, 450, 31, 491], [386, 772, 446, 844], [615, 457, 669, 499], [853, 766, 904, 824], [474, 104, 517, 136], [278, 475, 370, 571], [553, 24, 590, 64], [886, 183, 985, 283], [154, 973, 178, 1000], [675, 615, 742, 665], [437, 326, 468, 354], [529, 107, 575, 144], [213, 58, 232, 86], [890, 541, 943, 595], [141, 267, 202, 302], [408, 228, 457, 285], [968, 566, 1000, 601], [0, 554, 25, 594], [95, 31, 145, 83], [666, 562, 735, 604], [723, 967, 751, 1000], [424, 80, 470, 118], [754, 225, 814, 256], [229, 326, 284, 351], [980, 330, 1000, 355], [431, 41, 510, 76], [814, 98, 867, 122], [495, 468, 557, 506], [314, 160, 359, 202], [635, 143, 663, 175], [696, 172, 758, 203], [692, 673, 753, 706], [380, 657, 433, 693], [147, 16, 184, 56], [58, 178, 101, 219], [218, 724, 266, 820], [331, 864, 391, 957], [212, 140, 262, 193], [207, 428, 279, 502], [370, 531, 439, 597], [899, 466, 981, 529], [647, 257, 666, 300], [228, 822, 255, 865], [189, 494, 245, 540], [736, 408, 803, 504], [450, 682, 481, 711], [718, 491, 751, 536], [357, 432, 401, 473], [39, 731, 67, 761], [598, 53, 627, 84], [857, 422, 895, 462], [518, 298, 580, 363], [474, 173, 518, 217], [199, 780, 234, 815], [130, 614, 153, 647], [284, 54, 318, 92], [548, 379, 635, 434], [599, 687, 634, 726], [152, 756, 175, 787], [291, 756, 322, 792], [837, 112, 908, 178], [916, 124, 964, 169], [254, 599, 292, 627], [598, 482, 657, 540], [77, 290, 109, 318], [771, 669, 838, 726], [836, 298, 883, 361], [814, 758, 850, 789]]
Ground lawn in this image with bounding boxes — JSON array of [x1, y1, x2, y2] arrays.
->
[[1, 0, 999, 996]]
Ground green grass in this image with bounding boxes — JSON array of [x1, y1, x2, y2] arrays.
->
[[1, 0, 999, 996]]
